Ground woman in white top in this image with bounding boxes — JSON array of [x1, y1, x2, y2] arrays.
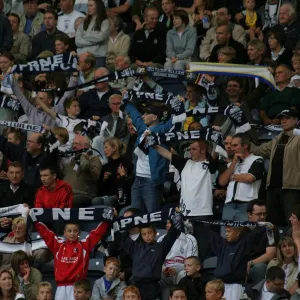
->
[[267, 237, 298, 293], [75, 0, 110, 67], [0, 270, 25, 300]]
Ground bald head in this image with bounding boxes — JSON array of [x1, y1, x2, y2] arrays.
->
[[94, 67, 110, 92], [73, 135, 90, 151], [26, 133, 44, 156]]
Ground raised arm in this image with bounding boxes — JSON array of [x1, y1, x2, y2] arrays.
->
[[154, 145, 172, 161]]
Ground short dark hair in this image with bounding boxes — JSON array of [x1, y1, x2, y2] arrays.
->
[[169, 286, 187, 298], [54, 34, 70, 46], [247, 199, 266, 214], [64, 97, 79, 110], [266, 266, 285, 281], [232, 133, 251, 149], [8, 128, 22, 141], [123, 207, 142, 216], [0, 51, 14, 62], [8, 161, 24, 172], [65, 221, 80, 230], [173, 9, 189, 25], [268, 27, 286, 47], [74, 279, 91, 292], [227, 76, 243, 88], [44, 9, 58, 20], [8, 13, 20, 24], [39, 162, 58, 175]]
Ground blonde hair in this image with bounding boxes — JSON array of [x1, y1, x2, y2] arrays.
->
[[218, 46, 236, 60], [38, 282, 53, 294], [292, 53, 300, 63], [276, 237, 298, 266], [52, 127, 69, 145], [104, 137, 126, 156], [206, 279, 225, 296], [12, 216, 26, 228]]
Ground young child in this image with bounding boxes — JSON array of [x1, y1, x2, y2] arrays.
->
[[118, 213, 183, 300], [123, 285, 141, 300], [34, 220, 110, 300], [205, 280, 225, 300], [92, 257, 126, 300], [178, 256, 205, 300], [7, 129, 22, 145], [74, 279, 92, 300], [36, 282, 53, 300], [169, 286, 187, 300]]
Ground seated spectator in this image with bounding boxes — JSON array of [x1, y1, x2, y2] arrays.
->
[[178, 257, 205, 300], [122, 286, 141, 300], [63, 135, 101, 207], [291, 54, 300, 88], [34, 219, 109, 299], [7, 129, 22, 145], [19, 0, 44, 38], [164, 10, 197, 70], [205, 280, 225, 300], [251, 109, 300, 226], [106, 16, 130, 71], [267, 27, 293, 67], [7, 14, 29, 63], [209, 24, 248, 64], [77, 52, 96, 94], [247, 266, 290, 300], [0, 269, 25, 300], [169, 286, 188, 300], [57, 0, 85, 39], [200, 7, 246, 61], [73, 279, 92, 300], [79, 67, 121, 119], [235, 0, 262, 40], [92, 257, 127, 299], [130, 7, 166, 68], [76, 0, 110, 67], [259, 65, 300, 125], [267, 237, 298, 292], [93, 137, 133, 208], [31, 10, 70, 59], [36, 282, 53, 300], [34, 164, 73, 208], [10, 250, 42, 300], [246, 200, 279, 285], [159, 0, 175, 31], [217, 46, 237, 63], [54, 33, 71, 55], [159, 220, 198, 287], [0, 161, 35, 209], [107, 208, 142, 283]]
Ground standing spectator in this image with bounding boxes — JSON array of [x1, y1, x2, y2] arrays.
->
[[164, 10, 197, 70], [34, 164, 73, 208], [130, 7, 166, 68], [0, 1, 13, 54], [0, 270, 25, 300], [31, 10, 69, 59], [251, 109, 300, 226], [261, 0, 281, 32], [219, 133, 264, 222], [3, 0, 24, 15], [76, 0, 110, 67], [7, 14, 29, 63], [246, 200, 279, 285], [19, 0, 44, 38], [106, 16, 130, 71], [159, 0, 175, 31], [57, 0, 85, 39], [10, 251, 42, 300], [200, 6, 246, 61], [79, 67, 121, 119]]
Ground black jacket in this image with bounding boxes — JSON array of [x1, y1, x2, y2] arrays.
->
[[209, 39, 248, 64], [130, 27, 166, 64], [101, 113, 128, 140], [0, 136, 49, 192], [31, 29, 69, 59], [79, 87, 121, 119], [0, 181, 35, 208], [0, 13, 13, 53], [178, 276, 205, 300], [274, 22, 300, 52], [119, 225, 179, 281], [210, 227, 265, 283]]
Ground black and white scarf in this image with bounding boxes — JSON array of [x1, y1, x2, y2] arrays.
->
[[0, 95, 21, 111], [0, 120, 44, 133], [263, 0, 281, 30]]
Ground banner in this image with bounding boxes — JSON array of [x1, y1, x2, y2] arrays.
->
[[0, 120, 44, 133]]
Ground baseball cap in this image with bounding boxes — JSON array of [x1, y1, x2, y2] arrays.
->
[[142, 105, 165, 119], [276, 109, 298, 119]]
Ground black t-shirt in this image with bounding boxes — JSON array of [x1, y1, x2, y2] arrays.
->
[[269, 134, 289, 188]]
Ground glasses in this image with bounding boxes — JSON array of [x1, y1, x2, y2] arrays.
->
[[217, 12, 227, 16], [252, 212, 267, 217]]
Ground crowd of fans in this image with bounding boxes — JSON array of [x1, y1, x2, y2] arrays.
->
[[1, 0, 300, 299]]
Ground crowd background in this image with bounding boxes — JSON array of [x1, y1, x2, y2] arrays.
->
[[1, 0, 300, 299]]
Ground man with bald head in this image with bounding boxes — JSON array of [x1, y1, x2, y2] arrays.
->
[[79, 67, 121, 119], [209, 24, 248, 63], [0, 132, 48, 191]]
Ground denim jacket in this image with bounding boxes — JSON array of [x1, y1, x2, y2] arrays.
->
[[125, 103, 173, 185]]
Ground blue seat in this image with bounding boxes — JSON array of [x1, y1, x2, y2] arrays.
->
[[156, 229, 167, 240]]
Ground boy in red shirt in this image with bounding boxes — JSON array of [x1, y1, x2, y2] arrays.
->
[[34, 219, 109, 300]]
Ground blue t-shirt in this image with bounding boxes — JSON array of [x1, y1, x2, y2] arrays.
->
[[103, 277, 113, 292]]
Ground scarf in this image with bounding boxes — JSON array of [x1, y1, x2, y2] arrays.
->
[[245, 10, 258, 28], [263, 0, 281, 30], [0, 204, 28, 218], [135, 128, 227, 159], [11, 53, 77, 74], [0, 120, 44, 133], [0, 95, 21, 111]]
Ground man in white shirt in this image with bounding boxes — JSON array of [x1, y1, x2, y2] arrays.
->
[[58, 0, 84, 38], [247, 266, 290, 300], [219, 133, 264, 222]]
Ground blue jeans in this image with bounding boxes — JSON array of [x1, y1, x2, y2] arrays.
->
[[131, 176, 163, 213]]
